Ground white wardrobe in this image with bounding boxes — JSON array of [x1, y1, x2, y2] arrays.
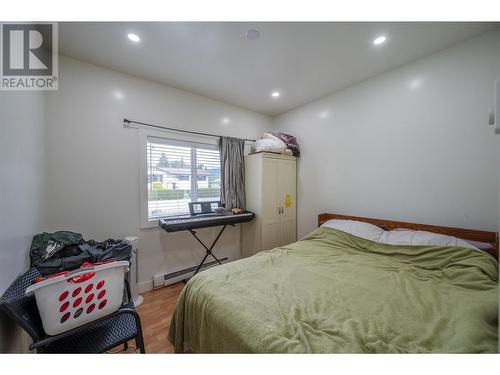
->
[[242, 152, 297, 258]]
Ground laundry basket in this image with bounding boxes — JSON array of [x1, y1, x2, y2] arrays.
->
[[26, 261, 129, 335]]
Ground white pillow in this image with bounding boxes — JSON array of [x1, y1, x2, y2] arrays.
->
[[320, 219, 384, 242], [262, 132, 286, 145], [321, 219, 479, 250], [379, 229, 478, 250], [251, 138, 286, 154]]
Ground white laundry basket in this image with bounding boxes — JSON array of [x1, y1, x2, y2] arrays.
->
[[26, 261, 129, 336]]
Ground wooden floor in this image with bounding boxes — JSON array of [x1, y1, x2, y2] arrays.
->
[[122, 282, 185, 354]]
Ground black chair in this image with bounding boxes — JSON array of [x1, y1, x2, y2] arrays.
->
[[0, 267, 145, 353]]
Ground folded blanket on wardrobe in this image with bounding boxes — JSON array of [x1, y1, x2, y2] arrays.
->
[[264, 132, 301, 157]]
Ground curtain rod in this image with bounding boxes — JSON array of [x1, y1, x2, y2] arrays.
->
[[123, 118, 256, 143]]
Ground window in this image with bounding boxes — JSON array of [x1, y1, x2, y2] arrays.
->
[[146, 136, 221, 219]]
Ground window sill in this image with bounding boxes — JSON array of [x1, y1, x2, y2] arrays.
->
[[141, 220, 162, 230]]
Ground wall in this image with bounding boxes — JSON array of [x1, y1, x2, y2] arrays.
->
[[2, 27, 499, 352], [44, 56, 273, 292], [274, 29, 500, 237], [0, 90, 46, 352]]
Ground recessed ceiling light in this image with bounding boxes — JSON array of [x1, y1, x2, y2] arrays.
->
[[246, 29, 260, 40], [127, 33, 141, 43], [271, 91, 280, 98], [373, 36, 386, 45], [221, 117, 230, 125]]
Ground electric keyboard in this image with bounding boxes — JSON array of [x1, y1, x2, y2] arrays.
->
[[159, 211, 255, 232]]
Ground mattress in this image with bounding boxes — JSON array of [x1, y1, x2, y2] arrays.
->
[[168, 227, 498, 353]]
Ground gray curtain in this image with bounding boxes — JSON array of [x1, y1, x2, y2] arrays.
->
[[219, 136, 246, 210]]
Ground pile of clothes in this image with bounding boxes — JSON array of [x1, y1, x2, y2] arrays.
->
[[250, 132, 300, 157], [30, 231, 132, 276]]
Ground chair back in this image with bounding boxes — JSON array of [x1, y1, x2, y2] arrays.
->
[[0, 268, 46, 342]]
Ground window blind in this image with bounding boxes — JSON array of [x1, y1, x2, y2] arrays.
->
[[146, 137, 221, 219]]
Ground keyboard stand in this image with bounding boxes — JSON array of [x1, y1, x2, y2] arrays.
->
[[187, 224, 233, 280], [158, 211, 254, 282]]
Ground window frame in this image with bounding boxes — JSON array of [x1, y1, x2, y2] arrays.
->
[[139, 128, 220, 229]]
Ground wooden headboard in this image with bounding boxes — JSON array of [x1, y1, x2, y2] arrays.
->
[[318, 213, 499, 260]]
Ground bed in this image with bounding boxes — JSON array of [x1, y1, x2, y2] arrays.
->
[[168, 213, 499, 353]]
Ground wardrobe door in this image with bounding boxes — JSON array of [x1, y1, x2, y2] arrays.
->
[[278, 159, 297, 246], [261, 157, 281, 250]]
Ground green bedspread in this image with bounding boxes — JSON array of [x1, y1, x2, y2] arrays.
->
[[168, 227, 498, 353]]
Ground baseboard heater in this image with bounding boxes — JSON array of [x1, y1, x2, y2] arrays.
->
[[153, 257, 229, 289]]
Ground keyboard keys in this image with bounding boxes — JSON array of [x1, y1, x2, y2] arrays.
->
[[159, 212, 254, 232]]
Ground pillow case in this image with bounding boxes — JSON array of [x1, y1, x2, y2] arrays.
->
[[462, 240, 493, 251], [321, 219, 480, 251], [379, 229, 478, 250], [320, 219, 385, 242]]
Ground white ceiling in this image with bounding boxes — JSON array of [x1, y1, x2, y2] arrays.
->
[[59, 22, 498, 116]]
